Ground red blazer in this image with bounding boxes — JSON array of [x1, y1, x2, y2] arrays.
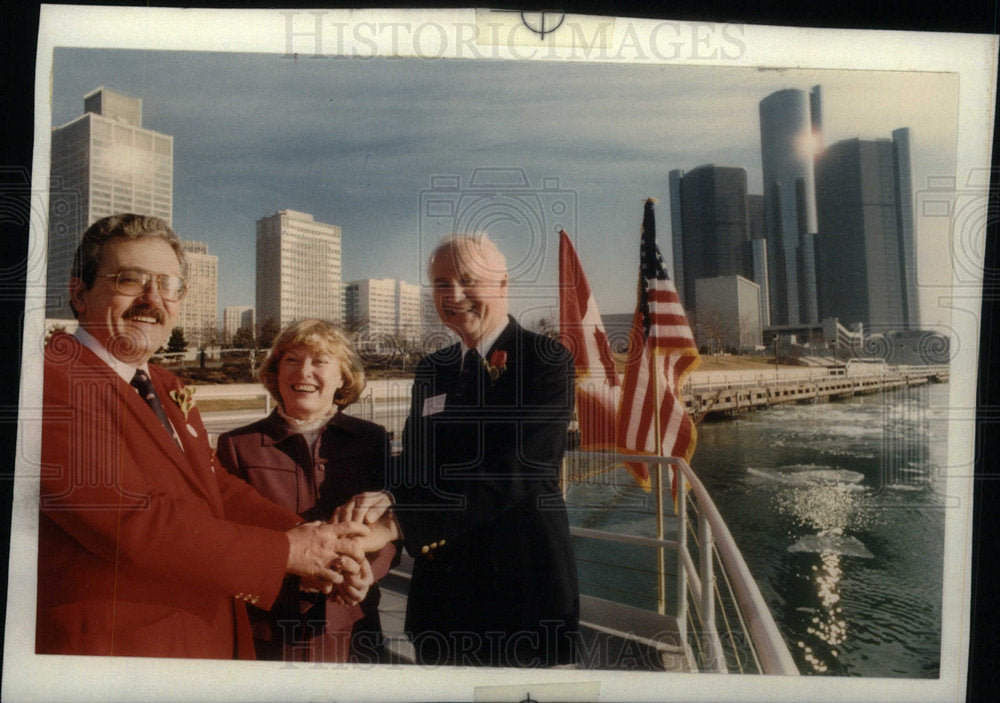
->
[[36, 333, 301, 659]]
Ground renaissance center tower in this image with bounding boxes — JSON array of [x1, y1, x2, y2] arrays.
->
[[759, 86, 822, 327]]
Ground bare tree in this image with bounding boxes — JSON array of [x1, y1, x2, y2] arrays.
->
[[199, 321, 220, 351], [342, 315, 370, 340], [696, 309, 733, 355]]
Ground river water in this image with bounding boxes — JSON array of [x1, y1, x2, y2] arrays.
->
[[566, 381, 948, 677]]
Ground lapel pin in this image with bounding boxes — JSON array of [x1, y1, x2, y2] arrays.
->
[[169, 385, 197, 420], [483, 349, 508, 382]]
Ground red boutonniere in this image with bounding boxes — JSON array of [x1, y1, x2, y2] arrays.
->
[[483, 350, 508, 382]]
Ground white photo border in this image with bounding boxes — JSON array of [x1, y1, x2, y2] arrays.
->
[[5, 5, 997, 702]]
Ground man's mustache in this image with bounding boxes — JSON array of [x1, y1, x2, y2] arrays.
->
[[122, 304, 165, 324]]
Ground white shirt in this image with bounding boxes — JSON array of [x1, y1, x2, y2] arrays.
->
[[74, 326, 180, 442], [459, 319, 509, 371], [74, 327, 148, 383]]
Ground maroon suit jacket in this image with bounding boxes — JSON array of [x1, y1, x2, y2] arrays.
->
[[216, 410, 396, 662], [36, 333, 301, 659]]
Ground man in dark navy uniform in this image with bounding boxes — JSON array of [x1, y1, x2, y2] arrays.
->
[[343, 233, 578, 667]]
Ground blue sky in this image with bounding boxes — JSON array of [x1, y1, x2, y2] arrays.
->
[[50, 49, 958, 326]]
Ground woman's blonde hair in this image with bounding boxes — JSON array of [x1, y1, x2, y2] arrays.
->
[[258, 319, 365, 408]]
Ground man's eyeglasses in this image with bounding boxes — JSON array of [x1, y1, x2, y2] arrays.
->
[[98, 269, 188, 302]]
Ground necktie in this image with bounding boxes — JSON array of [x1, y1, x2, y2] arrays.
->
[[130, 369, 178, 445], [461, 348, 480, 375], [458, 348, 482, 404]]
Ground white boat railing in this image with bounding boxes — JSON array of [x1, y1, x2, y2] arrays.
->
[[562, 450, 799, 675]]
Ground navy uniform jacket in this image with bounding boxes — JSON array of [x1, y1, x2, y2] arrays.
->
[[391, 317, 579, 666]]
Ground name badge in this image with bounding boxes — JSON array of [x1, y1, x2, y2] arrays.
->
[[422, 393, 447, 417]]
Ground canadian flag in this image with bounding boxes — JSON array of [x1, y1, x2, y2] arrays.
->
[[558, 230, 620, 450]]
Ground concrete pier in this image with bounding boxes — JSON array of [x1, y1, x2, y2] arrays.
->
[[685, 364, 949, 419]]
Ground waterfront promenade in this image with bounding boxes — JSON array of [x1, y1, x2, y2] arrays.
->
[[196, 363, 950, 440]]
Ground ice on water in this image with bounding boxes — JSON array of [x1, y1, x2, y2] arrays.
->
[[748, 466, 867, 488], [788, 532, 875, 559]]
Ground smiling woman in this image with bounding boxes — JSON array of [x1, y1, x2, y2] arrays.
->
[[215, 319, 396, 663], [277, 346, 345, 422]]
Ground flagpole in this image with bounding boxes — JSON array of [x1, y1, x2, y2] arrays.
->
[[620, 197, 698, 632], [652, 346, 666, 616], [643, 197, 667, 617]]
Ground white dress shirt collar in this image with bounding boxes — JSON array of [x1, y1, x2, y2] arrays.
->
[[460, 318, 509, 367], [74, 327, 148, 384]]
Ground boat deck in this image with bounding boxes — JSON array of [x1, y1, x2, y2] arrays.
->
[[378, 555, 691, 672]]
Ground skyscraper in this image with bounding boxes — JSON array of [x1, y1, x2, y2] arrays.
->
[[223, 306, 255, 343], [345, 278, 422, 342], [420, 285, 450, 345], [668, 165, 753, 314], [746, 194, 771, 327], [345, 278, 396, 338], [47, 86, 173, 317], [694, 275, 762, 351], [746, 193, 766, 242], [177, 241, 218, 348], [891, 128, 919, 329], [814, 128, 920, 330], [759, 85, 822, 326], [255, 209, 343, 329], [395, 279, 422, 342]]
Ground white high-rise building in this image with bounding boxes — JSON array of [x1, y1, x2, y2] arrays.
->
[[420, 285, 451, 345], [223, 306, 255, 342], [396, 280, 421, 342], [47, 86, 173, 317], [178, 241, 218, 349], [694, 275, 762, 351], [345, 278, 396, 338], [345, 278, 422, 342], [255, 210, 343, 329]]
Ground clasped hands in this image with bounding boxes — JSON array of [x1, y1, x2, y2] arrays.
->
[[285, 491, 400, 606]]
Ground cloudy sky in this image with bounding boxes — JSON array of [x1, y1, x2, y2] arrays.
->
[[50, 47, 959, 326]]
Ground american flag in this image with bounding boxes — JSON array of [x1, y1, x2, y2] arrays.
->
[[616, 199, 700, 490], [558, 229, 620, 449]]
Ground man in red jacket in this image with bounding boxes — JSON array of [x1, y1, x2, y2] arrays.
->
[[36, 214, 368, 659]]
